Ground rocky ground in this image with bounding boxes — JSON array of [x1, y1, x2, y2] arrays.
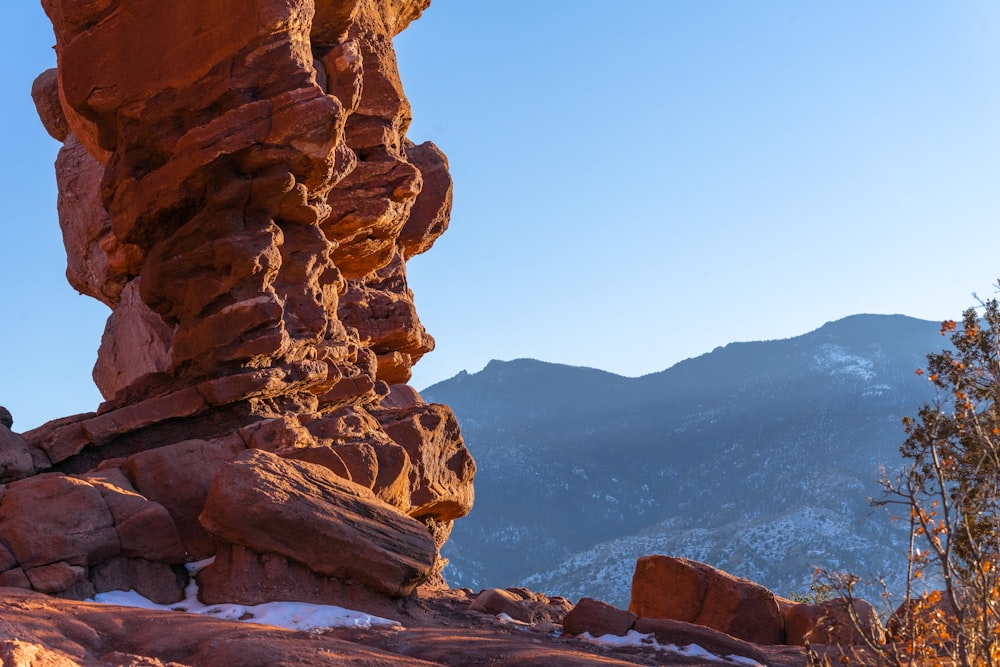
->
[[0, 586, 837, 667]]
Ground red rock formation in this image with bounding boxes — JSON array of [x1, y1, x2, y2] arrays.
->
[[15, 0, 473, 611], [629, 555, 786, 645], [199, 449, 437, 597], [561, 597, 638, 638], [467, 588, 572, 626], [783, 597, 885, 646]]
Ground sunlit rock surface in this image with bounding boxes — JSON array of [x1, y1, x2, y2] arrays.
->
[[11, 0, 472, 609]]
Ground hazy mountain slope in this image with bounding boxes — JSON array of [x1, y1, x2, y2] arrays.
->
[[423, 314, 946, 606]]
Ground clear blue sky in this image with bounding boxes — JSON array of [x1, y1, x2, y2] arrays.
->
[[3, 1, 1000, 430]]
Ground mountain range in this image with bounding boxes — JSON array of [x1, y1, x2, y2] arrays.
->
[[422, 314, 949, 607]]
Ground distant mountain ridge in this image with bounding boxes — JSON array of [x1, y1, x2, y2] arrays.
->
[[423, 314, 947, 606]]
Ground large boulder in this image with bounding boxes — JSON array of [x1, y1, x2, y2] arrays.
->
[[0, 469, 186, 600], [54, 134, 142, 309], [562, 597, 637, 638], [374, 403, 475, 521], [30, 68, 69, 142], [629, 555, 785, 645], [469, 588, 535, 623], [93, 278, 173, 401], [784, 597, 885, 646], [887, 592, 958, 644], [122, 437, 245, 558], [199, 449, 436, 597], [467, 587, 573, 626], [197, 542, 389, 610], [80, 468, 185, 563], [0, 474, 118, 570], [0, 426, 34, 483]]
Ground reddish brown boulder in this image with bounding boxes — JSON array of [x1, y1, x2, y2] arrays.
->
[[54, 134, 141, 310], [239, 415, 317, 452], [467, 588, 572, 627], [0, 426, 34, 483], [375, 403, 475, 521], [80, 468, 185, 563], [399, 141, 452, 259], [330, 442, 379, 489], [93, 279, 173, 402], [0, 474, 118, 569], [199, 449, 436, 597], [299, 406, 416, 508], [381, 384, 425, 409], [0, 467, 190, 600], [279, 444, 352, 480], [886, 592, 958, 644], [784, 597, 884, 646], [338, 253, 436, 385], [22, 387, 214, 467], [629, 555, 785, 645], [0, 569, 30, 589], [364, 442, 407, 507], [122, 437, 245, 558], [562, 597, 637, 638], [469, 588, 534, 623], [30, 68, 69, 142], [197, 543, 402, 612], [0, 639, 88, 667], [24, 562, 87, 595]]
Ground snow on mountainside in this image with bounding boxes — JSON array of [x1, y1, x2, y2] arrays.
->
[[423, 314, 946, 607]]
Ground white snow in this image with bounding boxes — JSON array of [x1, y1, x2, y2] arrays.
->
[[579, 630, 657, 649], [579, 630, 764, 666], [85, 558, 400, 632], [85, 562, 767, 664], [812, 344, 876, 381]]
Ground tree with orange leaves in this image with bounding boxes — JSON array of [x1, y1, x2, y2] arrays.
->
[[813, 296, 1000, 666], [879, 296, 1000, 665]]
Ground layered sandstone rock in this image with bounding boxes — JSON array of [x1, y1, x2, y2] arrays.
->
[[12, 0, 472, 611], [199, 449, 437, 597]]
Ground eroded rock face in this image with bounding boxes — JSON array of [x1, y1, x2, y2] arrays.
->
[[8, 0, 473, 610]]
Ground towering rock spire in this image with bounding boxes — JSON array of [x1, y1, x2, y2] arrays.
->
[[8, 0, 472, 607]]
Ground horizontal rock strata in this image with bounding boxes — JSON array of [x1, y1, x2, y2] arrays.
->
[[8, 0, 473, 612]]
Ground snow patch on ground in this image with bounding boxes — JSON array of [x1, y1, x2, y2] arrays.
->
[[580, 630, 764, 666], [85, 558, 400, 632]]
